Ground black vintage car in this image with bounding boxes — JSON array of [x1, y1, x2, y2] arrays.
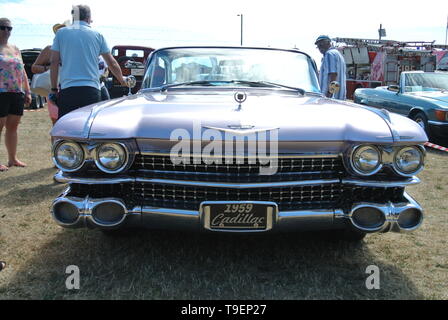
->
[[21, 48, 46, 109]]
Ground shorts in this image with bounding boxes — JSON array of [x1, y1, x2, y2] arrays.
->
[[0, 92, 25, 117], [57, 86, 101, 119]]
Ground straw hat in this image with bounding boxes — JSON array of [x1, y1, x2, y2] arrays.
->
[[52, 21, 69, 34]]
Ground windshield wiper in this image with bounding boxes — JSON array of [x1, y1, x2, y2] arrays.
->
[[160, 81, 217, 91], [160, 79, 305, 95], [232, 80, 306, 95]]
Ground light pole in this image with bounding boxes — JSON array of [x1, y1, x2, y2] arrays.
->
[[237, 14, 243, 46]]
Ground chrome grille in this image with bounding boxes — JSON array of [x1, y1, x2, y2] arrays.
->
[[132, 154, 343, 174], [132, 182, 342, 211], [69, 183, 405, 212], [130, 154, 345, 183]]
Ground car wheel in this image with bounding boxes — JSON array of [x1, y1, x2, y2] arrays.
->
[[412, 112, 430, 137], [29, 95, 38, 109]]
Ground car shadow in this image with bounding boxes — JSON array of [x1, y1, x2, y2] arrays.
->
[[2, 228, 424, 299], [1, 167, 66, 208]]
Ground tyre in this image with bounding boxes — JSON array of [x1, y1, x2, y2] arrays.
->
[[412, 112, 430, 138], [38, 95, 44, 108], [29, 94, 38, 109]]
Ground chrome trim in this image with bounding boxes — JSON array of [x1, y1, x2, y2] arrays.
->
[[135, 178, 340, 189], [52, 140, 86, 173], [200, 201, 277, 232], [391, 192, 424, 232], [139, 152, 341, 159], [341, 177, 420, 187], [51, 191, 423, 233], [349, 145, 383, 176], [348, 204, 388, 232], [51, 195, 87, 227], [90, 199, 128, 227], [53, 170, 420, 188], [346, 192, 424, 233], [53, 171, 134, 184], [428, 120, 448, 126], [94, 142, 130, 174], [392, 145, 425, 177], [51, 196, 138, 229]]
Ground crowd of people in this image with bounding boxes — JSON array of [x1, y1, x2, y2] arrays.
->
[[0, 5, 128, 173]]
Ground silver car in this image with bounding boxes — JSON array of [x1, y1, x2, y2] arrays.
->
[[51, 46, 427, 241]]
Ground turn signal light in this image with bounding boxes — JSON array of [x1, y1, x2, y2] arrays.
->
[[435, 110, 448, 122]]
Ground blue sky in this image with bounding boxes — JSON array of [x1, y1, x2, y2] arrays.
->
[[1, 0, 447, 63]]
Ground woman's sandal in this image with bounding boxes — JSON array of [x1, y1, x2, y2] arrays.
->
[[0, 164, 8, 172]]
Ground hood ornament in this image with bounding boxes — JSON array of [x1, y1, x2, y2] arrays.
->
[[203, 125, 279, 135], [234, 92, 247, 111]]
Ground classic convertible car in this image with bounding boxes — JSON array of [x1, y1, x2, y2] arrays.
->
[[50, 46, 427, 241], [354, 71, 448, 139]]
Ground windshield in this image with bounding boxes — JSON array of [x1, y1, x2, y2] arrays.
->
[[404, 72, 448, 92], [142, 47, 320, 93]]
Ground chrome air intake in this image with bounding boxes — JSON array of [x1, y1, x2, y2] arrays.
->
[[91, 200, 127, 227]]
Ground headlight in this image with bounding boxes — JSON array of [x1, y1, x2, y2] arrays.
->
[[394, 146, 424, 175], [95, 143, 128, 173], [351, 145, 382, 176], [53, 141, 85, 172]]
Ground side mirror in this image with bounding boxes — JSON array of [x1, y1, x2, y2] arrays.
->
[[125, 75, 137, 89], [329, 81, 340, 94], [387, 85, 400, 93]]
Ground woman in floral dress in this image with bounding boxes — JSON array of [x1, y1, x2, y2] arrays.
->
[[0, 17, 31, 171]]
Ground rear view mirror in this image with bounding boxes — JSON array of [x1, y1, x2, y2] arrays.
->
[[387, 85, 400, 93]]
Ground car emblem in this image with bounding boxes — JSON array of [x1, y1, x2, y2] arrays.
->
[[227, 124, 255, 130], [203, 125, 279, 135], [234, 92, 247, 104]]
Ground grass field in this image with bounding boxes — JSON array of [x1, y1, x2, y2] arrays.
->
[[0, 107, 447, 300]]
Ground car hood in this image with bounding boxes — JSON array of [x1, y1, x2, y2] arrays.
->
[[408, 91, 448, 104], [52, 90, 427, 144]]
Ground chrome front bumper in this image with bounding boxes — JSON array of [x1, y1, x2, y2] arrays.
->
[[51, 188, 423, 234]]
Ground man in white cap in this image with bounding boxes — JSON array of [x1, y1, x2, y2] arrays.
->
[[315, 35, 346, 100]]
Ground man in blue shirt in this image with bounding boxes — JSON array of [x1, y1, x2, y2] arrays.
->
[[50, 5, 127, 119], [315, 35, 346, 100]]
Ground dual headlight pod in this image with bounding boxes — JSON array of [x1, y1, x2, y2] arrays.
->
[[53, 141, 129, 173], [393, 146, 424, 176], [53, 141, 85, 172], [94, 143, 128, 173], [351, 145, 382, 176], [350, 145, 424, 177]]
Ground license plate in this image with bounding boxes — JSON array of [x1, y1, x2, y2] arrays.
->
[[131, 68, 144, 76], [201, 202, 275, 231]]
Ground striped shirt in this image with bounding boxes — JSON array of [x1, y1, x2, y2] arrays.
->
[[318, 48, 346, 100]]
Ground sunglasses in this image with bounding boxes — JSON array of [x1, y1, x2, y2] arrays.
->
[[0, 26, 13, 31]]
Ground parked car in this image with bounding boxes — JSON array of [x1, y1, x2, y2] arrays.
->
[[50, 46, 427, 241], [354, 71, 448, 139], [21, 48, 46, 109], [108, 45, 155, 98]]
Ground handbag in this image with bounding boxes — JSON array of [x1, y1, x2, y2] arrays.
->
[[30, 70, 51, 96]]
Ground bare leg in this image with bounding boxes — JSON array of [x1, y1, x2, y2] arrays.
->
[[0, 117, 7, 171], [5, 114, 26, 167]]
